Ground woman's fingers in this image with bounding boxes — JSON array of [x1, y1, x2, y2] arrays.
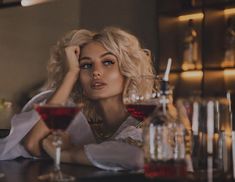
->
[[58, 132, 72, 150], [65, 45, 80, 72], [65, 45, 80, 58], [42, 132, 72, 156], [42, 135, 55, 159], [74, 46, 80, 58]]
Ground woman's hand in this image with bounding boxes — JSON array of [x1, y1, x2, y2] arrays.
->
[[23, 120, 51, 157], [42, 132, 72, 154], [42, 132, 92, 166], [65, 45, 80, 74], [42, 132, 73, 162], [47, 46, 80, 104]]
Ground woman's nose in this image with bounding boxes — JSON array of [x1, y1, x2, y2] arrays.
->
[[93, 70, 101, 79], [92, 63, 103, 79]]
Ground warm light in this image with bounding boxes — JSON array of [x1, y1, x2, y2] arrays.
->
[[224, 8, 235, 15], [214, 133, 219, 143], [21, 0, 53, 6], [221, 60, 235, 68], [224, 68, 235, 92], [182, 63, 202, 71], [178, 13, 204, 21], [182, 63, 196, 71], [224, 68, 235, 76], [181, 70, 203, 78]]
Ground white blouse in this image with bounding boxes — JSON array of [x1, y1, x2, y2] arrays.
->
[[0, 90, 144, 171]]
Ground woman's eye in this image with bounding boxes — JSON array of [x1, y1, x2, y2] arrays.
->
[[80, 63, 92, 69], [103, 60, 115, 66]]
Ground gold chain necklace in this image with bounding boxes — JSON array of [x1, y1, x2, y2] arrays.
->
[[89, 121, 115, 143]]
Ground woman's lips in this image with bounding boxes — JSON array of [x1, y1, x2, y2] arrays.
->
[[91, 81, 107, 89]]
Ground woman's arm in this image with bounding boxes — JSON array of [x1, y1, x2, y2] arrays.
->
[[42, 132, 92, 166], [42, 125, 144, 170], [23, 70, 78, 157], [23, 120, 50, 157], [47, 46, 80, 105], [23, 46, 81, 157], [42, 135, 143, 169]]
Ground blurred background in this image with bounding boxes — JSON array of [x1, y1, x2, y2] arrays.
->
[[0, 0, 157, 128], [0, 0, 235, 130]]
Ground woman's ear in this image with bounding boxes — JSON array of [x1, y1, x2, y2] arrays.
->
[[143, 49, 151, 57]]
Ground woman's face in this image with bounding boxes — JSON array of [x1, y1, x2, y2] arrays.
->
[[79, 42, 125, 101]]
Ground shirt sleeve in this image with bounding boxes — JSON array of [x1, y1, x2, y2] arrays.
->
[[66, 112, 96, 145], [84, 126, 144, 171], [0, 90, 53, 160]]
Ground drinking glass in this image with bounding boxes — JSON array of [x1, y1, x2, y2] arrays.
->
[[143, 122, 187, 178], [123, 75, 161, 122], [35, 103, 80, 181], [123, 75, 187, 179]]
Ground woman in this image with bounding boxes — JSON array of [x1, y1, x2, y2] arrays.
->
[[0, 27, 155, 170]]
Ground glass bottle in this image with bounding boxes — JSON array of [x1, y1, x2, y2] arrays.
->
[[194, 100, 225, 173], [214, 100, 223, 171], [143, 77, 187, 179], [222, 18, 235, 68], [182, 19, 201, 70]]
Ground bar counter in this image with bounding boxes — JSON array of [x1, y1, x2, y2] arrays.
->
[[0, 129, 234, 182], [0, 157, 234, 182]]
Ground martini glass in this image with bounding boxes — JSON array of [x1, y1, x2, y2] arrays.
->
[[35, 103, 80, 181], [123, 75, 161, 122]]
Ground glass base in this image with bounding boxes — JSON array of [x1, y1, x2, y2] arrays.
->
[[38, 170, 75, 182]]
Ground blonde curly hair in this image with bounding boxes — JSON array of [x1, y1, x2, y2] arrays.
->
[[44, 27, 155, 121]]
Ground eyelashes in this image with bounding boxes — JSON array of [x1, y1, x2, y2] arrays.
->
[[80, 59, 115, 69], [80, 63, 92, 69], [103, 60, 115, 65]]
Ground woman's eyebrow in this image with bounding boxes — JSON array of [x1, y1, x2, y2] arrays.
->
[[79, 56, 90, 61], [100, 52, 116, 57], [100, 52, 118, 60], [79, 52, 117, 61]]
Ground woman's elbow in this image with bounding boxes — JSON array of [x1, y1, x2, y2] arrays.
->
[[129, 149, 144, 170], [23, 137, 41, 157]]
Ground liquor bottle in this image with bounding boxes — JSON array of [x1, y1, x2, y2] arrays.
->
[[182, 19, 201, 70], [222, 18, 235, 68], [143, 59, 187, 179], [191, 101, 200, 169], [214, 96, 232, 173], [214, 100, 223, 170], [226, 92, 234, 173]]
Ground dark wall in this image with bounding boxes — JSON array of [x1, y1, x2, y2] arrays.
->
[[0, 0, 80, 111], [79, 0, 157, 62]]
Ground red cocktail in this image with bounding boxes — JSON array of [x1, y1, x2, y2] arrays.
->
[[125, 104, 156, 121], [35, 105, 80, 131], [35, 104, 80, 181]]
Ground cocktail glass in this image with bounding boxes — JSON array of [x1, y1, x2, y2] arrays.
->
[[35, 103, 80, 181]]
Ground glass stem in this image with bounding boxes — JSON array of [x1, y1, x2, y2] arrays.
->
[[55, 146, 61, 171], [53, 132, 62, 171]]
